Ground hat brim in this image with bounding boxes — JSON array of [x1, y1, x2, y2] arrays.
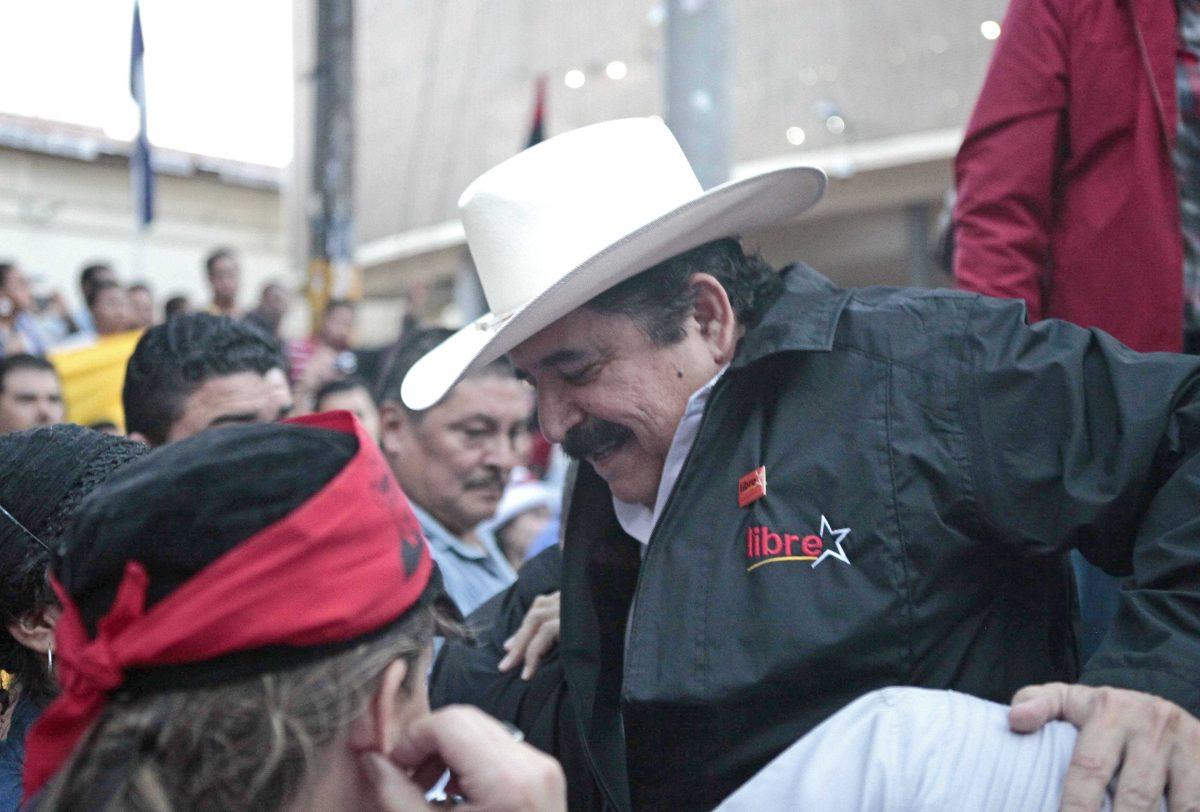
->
[[400, 165, 825, 410]]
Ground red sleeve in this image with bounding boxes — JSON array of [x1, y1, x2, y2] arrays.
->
[[953, 0, 1070, 321]]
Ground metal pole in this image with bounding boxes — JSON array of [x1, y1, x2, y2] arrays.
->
[[308, 0, 356, 329], [664, 0, 731, 189]]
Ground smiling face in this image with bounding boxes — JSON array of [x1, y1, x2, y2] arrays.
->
[[508, 273, 739, 508], [382, 374, 533, 536]]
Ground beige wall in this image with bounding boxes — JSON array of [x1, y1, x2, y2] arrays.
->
[[0, 146, 292, 320]]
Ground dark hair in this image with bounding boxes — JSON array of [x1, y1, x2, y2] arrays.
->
[[85, 278, 122, 310], [585, 238, 782, 345], [163, 295, 190, 320], [122, 313, 285, 445], [79, 263, 114, 297], [0, 426, 149, 706], [0, 261, 15, 290], [204, 247, 236, 277], [314, 375, 370, 409], [0, 354, 58, 393], [375, 327, 513, 411]]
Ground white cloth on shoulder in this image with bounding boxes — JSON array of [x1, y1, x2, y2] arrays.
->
[[716, 687, 1162, 811]]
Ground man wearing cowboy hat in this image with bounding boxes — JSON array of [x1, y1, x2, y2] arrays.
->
[[404, 118, 1200, 810]]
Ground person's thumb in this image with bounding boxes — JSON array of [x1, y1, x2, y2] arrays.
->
[[1008, 682, 1070, 733], [359, 751, 430, 811]]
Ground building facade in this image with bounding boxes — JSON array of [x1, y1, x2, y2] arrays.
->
[[0, 113, 288, 323], [292, 0, 1009, 325]]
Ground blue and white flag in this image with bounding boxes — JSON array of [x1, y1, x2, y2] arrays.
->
[[130, 1, 154, 228]]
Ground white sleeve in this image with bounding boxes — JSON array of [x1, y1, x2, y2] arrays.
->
[[715, 687, 1132, 812]]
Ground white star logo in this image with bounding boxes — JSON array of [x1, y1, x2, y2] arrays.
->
[[811, 515, 851, 568]]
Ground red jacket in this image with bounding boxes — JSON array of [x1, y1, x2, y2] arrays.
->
[[954, 0, 1183, 352]]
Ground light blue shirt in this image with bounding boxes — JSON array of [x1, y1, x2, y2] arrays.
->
[[411, 502, 516, 616]]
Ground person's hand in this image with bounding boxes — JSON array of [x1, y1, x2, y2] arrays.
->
[[360, 704, 565, 811], [498, 591, 560, 680], [1009, 682, 1200, 811]]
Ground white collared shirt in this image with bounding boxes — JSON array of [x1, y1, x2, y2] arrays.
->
[[613, 367, 727, 546]]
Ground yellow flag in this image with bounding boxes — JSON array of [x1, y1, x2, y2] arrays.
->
[[49, 330, 143, 431]]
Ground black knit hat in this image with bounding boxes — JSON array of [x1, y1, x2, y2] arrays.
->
[[57, 422, 357, 637], [0, 425, 150, 697], [0, 424, 150, 558]]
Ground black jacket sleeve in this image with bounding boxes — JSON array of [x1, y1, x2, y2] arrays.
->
[[962, 296, 1200, 713], [429, 546, 603, 810]]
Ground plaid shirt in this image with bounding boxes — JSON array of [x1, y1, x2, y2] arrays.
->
[[1178, 0, 1200, 324]]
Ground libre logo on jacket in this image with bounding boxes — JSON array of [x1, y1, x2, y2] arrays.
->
[[745, 515, 852, 572]]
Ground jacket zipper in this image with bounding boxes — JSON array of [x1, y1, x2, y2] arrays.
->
[[583, 375, 732, 811], [621, 374, 731, 698]]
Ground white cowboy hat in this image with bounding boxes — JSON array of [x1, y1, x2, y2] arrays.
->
[[400, 117, 825, 410]]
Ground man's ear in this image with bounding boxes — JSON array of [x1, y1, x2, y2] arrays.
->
[[378, 401, 411, 458], [6, 607, 58, 655], [347, 658, 409, 754], [688, 273, 739, 364]]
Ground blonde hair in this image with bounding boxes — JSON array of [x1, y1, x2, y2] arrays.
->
[[38, 603, 457, 811]]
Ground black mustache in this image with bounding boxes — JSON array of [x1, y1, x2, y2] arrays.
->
[[562, 419, 634, 460], [464, 470, 506, 490]]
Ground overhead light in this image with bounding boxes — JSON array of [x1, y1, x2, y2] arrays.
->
[[980, 20, 1001, 40], [825, 115, 846, 135], [786, 127, 806, 146], [564, 69, 586, 89], [606, 61, 628, 80]]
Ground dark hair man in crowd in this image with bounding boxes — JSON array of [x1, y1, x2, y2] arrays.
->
[[122, 313, 293, 447], [405, 120, 1200, 809], [243, 281, 289, 339], [75, 262, 116, 335], [203, 247, 242, 318], [0, 262, 46, 358], [0, 355, 63, 434], [127, 282, 155, 330], [378, 328, 532, 616], [162, 294, 190, 321], [85, 279, 133, 337], [314, 376, 380, 442]]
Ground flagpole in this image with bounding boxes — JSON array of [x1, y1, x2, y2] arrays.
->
[[129, 0, 155, 242]]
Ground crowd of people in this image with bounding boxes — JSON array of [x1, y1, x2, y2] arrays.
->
[[3, 3, 1200, 806]]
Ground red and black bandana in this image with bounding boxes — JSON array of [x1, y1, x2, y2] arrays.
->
[[22, 411, 434, 799]]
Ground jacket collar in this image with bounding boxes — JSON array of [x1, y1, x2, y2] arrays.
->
[[730, 263, 851, 370]]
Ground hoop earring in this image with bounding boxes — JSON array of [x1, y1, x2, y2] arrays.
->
[[47, 647, 53, 672]]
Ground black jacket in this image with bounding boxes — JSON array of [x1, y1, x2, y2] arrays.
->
[[560, 265, 1200, 810], [430, 546, 602, 810]]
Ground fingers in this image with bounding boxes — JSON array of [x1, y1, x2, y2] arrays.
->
[[1167, 725, 1200, 812], [1057, 694, 1124, 812], [358, 751, 432, 811], [1021, 684, 1198, 812], [1009, 682, 1071, 733], [521, 618, 560, 680], [498, 592, 560, 674], [1112, 704, 1172, 812], [391, 706, 566, 812]]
